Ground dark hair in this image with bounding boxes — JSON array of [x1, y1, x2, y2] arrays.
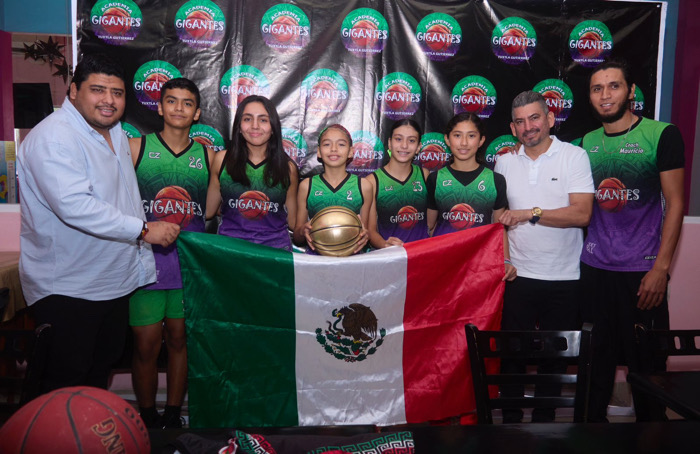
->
[[388, 119, 422, 140], [226, 95, 291, 188], [588, 58, 634, 95], [161, 77, 201, 108], [69, 53, 125, 94], [511, 91, 548, 120], [444, 112, 488, 166], [318, 124, 353, 146]]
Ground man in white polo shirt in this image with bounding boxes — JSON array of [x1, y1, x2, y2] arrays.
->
[[495, 90, 594, 423]]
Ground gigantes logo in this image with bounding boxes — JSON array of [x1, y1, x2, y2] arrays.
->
[[189, 124, 225, 152], [261, 4, 310, 54], [451, 76, 497, 118], [348, 131, 384, 176], [341, 8, 389, 57], [569, 20, 613, 67], [414, 133, 450, 172], [281, 128, 308, 167], [90, 0, 142, 45], [485, 135, 518, 170], [219, 65, 271, 110], [300, 69, 349, 118], [415, 12, 462, 61], [491, 17, 537, 65], [133, 61, 182, 110], [375, 73, 422, 120], [174, 0, 226, 49], [533, 79, 574, 126]]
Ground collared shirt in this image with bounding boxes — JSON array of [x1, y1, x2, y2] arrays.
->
[[495, 136, 594, 280], [18, 97, 156, 304]]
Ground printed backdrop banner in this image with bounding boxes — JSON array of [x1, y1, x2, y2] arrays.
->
[[75, 0, 663, 175], [177, 225, 504, 427]]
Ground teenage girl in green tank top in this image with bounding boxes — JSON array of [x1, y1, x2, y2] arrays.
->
[[293, 124, 370, 253]]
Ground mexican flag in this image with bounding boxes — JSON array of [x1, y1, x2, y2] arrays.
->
[[177, 224, 504, 428]]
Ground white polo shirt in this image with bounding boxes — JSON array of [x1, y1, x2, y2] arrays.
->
[[494, 136, 594, 280]]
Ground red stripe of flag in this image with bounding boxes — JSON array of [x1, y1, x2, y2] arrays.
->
[[402, 224, 505, 423]]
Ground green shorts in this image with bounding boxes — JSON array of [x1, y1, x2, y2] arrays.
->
[[129, 288, 184, 326]]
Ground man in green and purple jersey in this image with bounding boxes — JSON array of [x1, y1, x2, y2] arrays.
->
[[580, 60, 685, 422]]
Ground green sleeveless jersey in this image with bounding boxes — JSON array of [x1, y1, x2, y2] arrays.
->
[[135, 133, 209, 289], [306, 173, 363, 218], [373, 165, 428, 243], [433, 166, 497, 236]]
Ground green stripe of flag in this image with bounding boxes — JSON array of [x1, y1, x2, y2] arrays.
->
[[178, 231, 298, 428]]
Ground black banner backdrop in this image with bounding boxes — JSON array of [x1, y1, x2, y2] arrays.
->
[[76, 0, 663, 177]]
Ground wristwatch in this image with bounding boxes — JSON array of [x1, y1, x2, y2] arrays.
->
[[529, 207, 542, 224], [137, 221, 149, 241]]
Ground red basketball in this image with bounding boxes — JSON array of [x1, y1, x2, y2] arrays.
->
[[397, 206, 419, 230], [418, 143, 448, 172], [579, 31, 603, 59], [597, 177, 627, 212], [0, 386, 149, 454], [186, 10, 214, 40], [501, 28, 527, 55], [272, 15, 299, 43], [352, 20, 379, 48], [154, 185, 195, 228], [542, 90, 564, 117], [102, 7, 131, 35], [385, 84, 411, 112], [448, 203, 476, 230], [425, 23, 452, 52], [238, 190, 271, 220], [461, 86, 487, 114], [308, 80, 340, 112], [144, 72, 168, 102]]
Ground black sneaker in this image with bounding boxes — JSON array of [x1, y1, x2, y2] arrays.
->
[[139, 410, 162, 429], [160, 412, 184, 429]]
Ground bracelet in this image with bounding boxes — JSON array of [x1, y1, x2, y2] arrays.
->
[[137, 221, 149, 241], [504, 259, 512, 266]]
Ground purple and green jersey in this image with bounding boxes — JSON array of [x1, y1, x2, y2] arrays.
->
[[135, 133, 209, 289], [372, 165, 428, 243], [218, 159, 292, 251], [581, 117, 683, 272]]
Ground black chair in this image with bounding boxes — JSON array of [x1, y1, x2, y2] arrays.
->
[[0, 323, 52, 409], [465, 323, 593, 423], [635, 324, 700, 361]]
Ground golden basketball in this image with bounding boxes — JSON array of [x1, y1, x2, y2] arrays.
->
[[309, 206, 363, 257]]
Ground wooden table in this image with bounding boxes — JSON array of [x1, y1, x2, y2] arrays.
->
[[149, 421, 700, 453], [628, 371, 700, 420], [0, 252, 23, 323]]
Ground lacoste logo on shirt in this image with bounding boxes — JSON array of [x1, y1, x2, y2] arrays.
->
[[551, 177, 558, 181]]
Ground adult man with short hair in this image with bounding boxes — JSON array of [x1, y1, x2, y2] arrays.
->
[[18, 53, 180, 394], [580, 60, 685, 422], [495, 91, 594, 423]]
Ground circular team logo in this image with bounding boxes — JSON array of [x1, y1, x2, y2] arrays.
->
[[121, 121, 141, 139], [153, 185, 195, 228], [348, 131, 384, 176], [189, 124, 225, 151], [396, 206, 420, 230], [341, 8, 389, 57], [133, 61, 182, 110], [174, 0, 226, 49], [261, 4, 310, 53], [414, 132, 450, 172], [596, 177, 628, 213], [416, 13, 462, 61], [630, 85, 645, 115], [533, 79, 574, 125], [301, 69, 349, 118], [220, 65, 271, 110], [447, 203, 477, 230], [451, 76, 497, 118], [569, 20, 612, 67], [491, 17, 537, 65], [238, 190, 271, 220], [375, 73, 422, 120], [281, 128, 308, 167], [485, 134, 518, 169], [90, 0, 142, 46]]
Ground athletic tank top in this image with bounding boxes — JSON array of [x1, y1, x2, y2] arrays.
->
[[373, 165, 428, 243]]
